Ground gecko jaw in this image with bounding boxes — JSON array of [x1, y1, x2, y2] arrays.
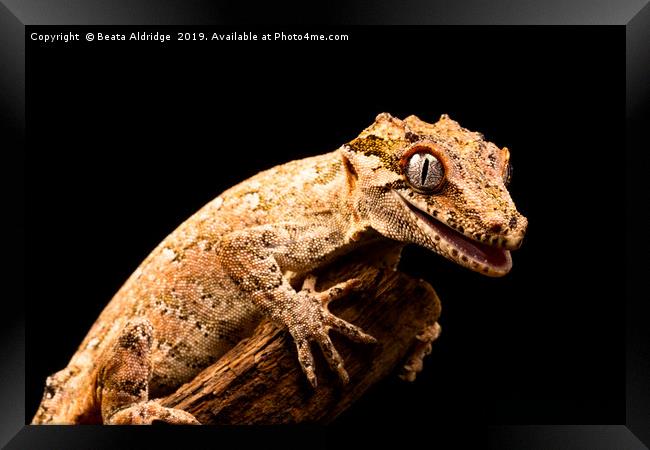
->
[[395, 192, 512, 277]]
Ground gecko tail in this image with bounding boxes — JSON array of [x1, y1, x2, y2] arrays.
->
[[32, 366, 101, 424]]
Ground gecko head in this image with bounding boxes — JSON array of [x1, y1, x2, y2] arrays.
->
[[341, 112, 527, 277]]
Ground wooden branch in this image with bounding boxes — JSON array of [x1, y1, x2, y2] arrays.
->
[[160, 260, 441, 424]]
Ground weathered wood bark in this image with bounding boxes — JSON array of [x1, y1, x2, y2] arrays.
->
[[160, 260, 441, 424]]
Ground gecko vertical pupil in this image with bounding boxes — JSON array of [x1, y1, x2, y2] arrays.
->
[[405, 152, 444, 193], [421, 157, 429, 185]]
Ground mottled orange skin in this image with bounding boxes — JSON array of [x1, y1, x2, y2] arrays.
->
[[32, 113, 526, 424]]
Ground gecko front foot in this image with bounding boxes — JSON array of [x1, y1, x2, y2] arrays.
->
[[288, 276, 376, 388], [108, 400, 200, 425], [399, 322, 441, 382]]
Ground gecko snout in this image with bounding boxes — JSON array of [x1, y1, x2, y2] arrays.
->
[[497, 214, 527, 250]]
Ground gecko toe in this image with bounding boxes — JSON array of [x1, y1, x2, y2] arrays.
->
[[326, 314, 377, 344], [294, 337, 318, 388], [316, 333, 349, 385], [108, 401, 200, 425], [301, 274, 318, 292]]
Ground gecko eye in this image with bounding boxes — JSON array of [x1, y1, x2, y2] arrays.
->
[[404, 152, 445, 194]]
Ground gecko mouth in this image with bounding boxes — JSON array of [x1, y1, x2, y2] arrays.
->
[[395, 193, 512, 276]]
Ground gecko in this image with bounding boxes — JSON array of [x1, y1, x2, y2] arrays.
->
[[32, 112, 527, 425]]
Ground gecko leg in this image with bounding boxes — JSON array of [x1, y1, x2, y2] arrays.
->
[[221, 228, 376, 388], [97, 318, 200, 425], [399, 322, 441, 382]]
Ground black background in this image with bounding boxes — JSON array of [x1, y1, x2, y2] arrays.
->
[[26, 26, 624, 426]]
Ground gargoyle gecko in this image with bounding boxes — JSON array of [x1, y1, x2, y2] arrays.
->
[[33, 113, 527, 424]]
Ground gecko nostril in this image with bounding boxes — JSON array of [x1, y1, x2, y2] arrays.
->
[[509, 216, 518, 229]]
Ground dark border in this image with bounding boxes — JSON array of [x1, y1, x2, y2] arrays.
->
[[2, 1, 648, 448], [0, 0, 25, 447], [626, 1, 650, 448]]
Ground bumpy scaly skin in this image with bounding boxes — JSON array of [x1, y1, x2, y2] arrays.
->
[[32, 113, 527, 424]]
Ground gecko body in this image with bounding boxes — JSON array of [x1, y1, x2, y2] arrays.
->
[[33, 113, 527, 424]]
